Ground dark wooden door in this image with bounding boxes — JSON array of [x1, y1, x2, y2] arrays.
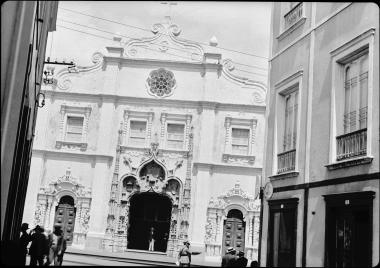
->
[[54, 204, 76, 245], [222, 218, 245, 254]]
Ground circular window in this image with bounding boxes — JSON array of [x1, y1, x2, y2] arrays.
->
[[147, 68, 176, 97]]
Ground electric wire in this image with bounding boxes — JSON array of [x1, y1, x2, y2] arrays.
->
[[57, 17, 268, 72], [59, 7, 269, 60]]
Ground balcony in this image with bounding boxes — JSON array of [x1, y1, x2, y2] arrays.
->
[[336, 128, 367, 161], [284, 2, 303, 30], [277, 149, 296, 174]]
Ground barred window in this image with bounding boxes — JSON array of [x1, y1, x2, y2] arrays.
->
[[343, 53, 368, 134], [283, 90, 298, 152], [65, 116, 84, 142]]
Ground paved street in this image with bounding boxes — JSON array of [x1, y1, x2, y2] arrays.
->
[[26, 253, 169, 266]]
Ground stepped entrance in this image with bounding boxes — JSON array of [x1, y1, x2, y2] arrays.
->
[[127, 192, 172, 252]]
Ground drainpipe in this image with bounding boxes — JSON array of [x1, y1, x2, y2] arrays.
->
[[302, 187, 309, 267], [258, 186, 264, 266]]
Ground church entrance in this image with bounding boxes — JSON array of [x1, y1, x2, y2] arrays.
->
[[127, 192, 172, 252], [222, 209, 245, 254], [53, 195, 76, 245]]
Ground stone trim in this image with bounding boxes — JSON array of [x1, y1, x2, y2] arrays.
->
[[325, 156, 373, 170]]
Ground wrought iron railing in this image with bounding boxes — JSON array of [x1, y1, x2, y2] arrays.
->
[[284, 2, 303, 30], [277, 149, 296, 174], [336, 128, 367, 160]]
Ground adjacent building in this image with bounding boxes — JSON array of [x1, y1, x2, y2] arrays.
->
[[261, 2, 379, 267], [1, 1, 58, 242], [22, 18, 266, 264]]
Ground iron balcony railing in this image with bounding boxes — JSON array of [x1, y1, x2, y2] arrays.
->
[[336, 128, 367, 161], [284, 2, 303, 30], [277, 149, 296, 174]]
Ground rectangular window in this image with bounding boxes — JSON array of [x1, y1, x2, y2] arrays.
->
[[129, 120, 147, 146], [65, 116, 84, 142], [268, 199, 298, 267], [167, 123, 185, 149], [277, 89, 298, 173], [337, 51, 368, 160], [231, 128, 249, 155]]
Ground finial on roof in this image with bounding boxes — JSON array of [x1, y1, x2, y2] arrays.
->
[[209, 36, 218, 47]]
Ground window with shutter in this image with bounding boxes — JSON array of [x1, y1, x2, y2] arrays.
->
[[231, 128, 249, 155], [129, 120, 147, 146], [167, 123, 184, 149], [65, 116, 84, 142]]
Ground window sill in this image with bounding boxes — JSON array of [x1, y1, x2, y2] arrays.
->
[[56, 140, 87, 151], [222, 153, 255, 166], [276, 17, 306, 41], [325, 156, 373, 170], [269, 171, 299, 181]]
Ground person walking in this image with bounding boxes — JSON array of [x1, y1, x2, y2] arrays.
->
[[234, 251, 248, 267], [177, 240, 192, 267], [47, 226, 67, 266], [29, 225, 48, 266], [20, 223, 32, 265], [148, 226, 155, 251], [221, 247, 237, 267]]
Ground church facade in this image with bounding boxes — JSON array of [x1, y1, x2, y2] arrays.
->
[[22, 19, 266, 263]]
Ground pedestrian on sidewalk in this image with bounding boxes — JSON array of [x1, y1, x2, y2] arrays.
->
[[47, 226, 67, 266], [29, 225, 48, 266], [221, 247, 237, 267], [20, 223, 32, 265], [234, 251, 248, 267], [148, 226, 155, 251], [177, 240, 192, 267]]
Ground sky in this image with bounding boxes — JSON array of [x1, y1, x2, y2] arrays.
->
[[48, 1, 272, 83]]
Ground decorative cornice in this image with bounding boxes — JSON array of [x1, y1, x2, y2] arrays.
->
[[32, 148, 114, 160], [274, 70, 303, 89], [325, 156, 373, 170], [54, 52, 104, 91], [192, 161, 262, 172], [330, 28, 375, 57]]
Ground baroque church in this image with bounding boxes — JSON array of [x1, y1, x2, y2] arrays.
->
[[22, 18, 266, 263]]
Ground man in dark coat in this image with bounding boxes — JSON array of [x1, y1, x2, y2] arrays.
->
[[20, 223, 32, 265], [234, 251, 248, 267], [29, 225, 48, 266], [221, 247, 237, 267]]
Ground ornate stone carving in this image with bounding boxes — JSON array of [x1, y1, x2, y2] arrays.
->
[[146, 68, 176, 98], [205, 181, 260, 256]]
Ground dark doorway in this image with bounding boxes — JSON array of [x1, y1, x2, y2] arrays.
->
[[222, 209, 245, 255], [267, 198, 298, 267], [128, 192, 172, 252], [325, 191, 374, 267], [54, 195, 76, 245]]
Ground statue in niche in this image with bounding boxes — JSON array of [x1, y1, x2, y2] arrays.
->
[[140, 161, 165, 183]]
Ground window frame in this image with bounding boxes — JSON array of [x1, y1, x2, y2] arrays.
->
[[273, 71, 303, 175], [329, 28, 375, 164], [231, 127, 251, 156], [166, 122, 186, 150], [123, 110, 154, 148], [128, 119, 148, 147], [160, 112, 192, 152], [64, 114, 85, 143]]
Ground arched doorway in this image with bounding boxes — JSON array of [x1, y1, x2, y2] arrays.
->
[[222, 209, 245, 254], [53, 195, 76, 245], [127, 192, 172, 252]]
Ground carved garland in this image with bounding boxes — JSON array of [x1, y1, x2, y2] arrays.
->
[[33, 168, 92, 243]]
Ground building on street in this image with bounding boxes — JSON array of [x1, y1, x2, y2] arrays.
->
[[1, 0, 58, 244], [260, 2, 379, 267], [22, 17, 266, 264]]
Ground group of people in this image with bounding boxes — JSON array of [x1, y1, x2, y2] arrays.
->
[[222, 247, 259, 267], [19, 223, 67, 266]]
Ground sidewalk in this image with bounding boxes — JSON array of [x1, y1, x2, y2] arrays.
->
[[66, 247, 219, 266]]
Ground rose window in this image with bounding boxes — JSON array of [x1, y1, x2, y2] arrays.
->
[[147, 68, 176, 97]]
